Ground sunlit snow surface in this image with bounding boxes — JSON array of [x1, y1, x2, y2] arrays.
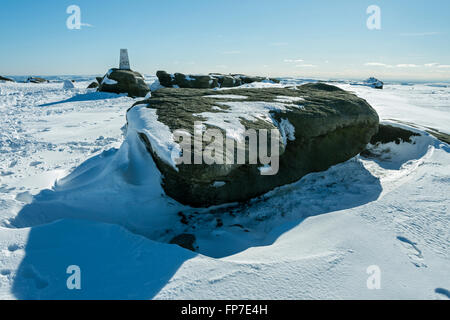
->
[[0, 77, 449, 300]]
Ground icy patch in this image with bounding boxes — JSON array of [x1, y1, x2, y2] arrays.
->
[[127, 105, 182, 171]]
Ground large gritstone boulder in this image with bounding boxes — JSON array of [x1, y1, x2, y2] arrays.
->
[[126, 83, 379, 207], [98, 68, 150, 98], [156, 71, 280, 89]]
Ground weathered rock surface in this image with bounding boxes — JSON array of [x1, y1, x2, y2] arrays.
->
[[127, 83, 380, 207], [98, 68, 150, 98], [370, 124, 419, 145], [87, 81, 99, 89], [156, 70, 280, 89]]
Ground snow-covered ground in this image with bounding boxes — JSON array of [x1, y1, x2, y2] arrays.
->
[[0, 78, 449, 300]]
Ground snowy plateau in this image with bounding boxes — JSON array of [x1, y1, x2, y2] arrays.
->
[[0, 76, 449, 300]]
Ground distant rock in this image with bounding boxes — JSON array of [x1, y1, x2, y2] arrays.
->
[[156, 70, 280, 89], [97, 68, 150, 98], [87, 81, 99, 89], [26, 77, 49, 84], [0, 76, 14, 82], [63, 80, 75, 89], [127, 83, 379, 207], [155, 71, 174, 87], [365, 77, 384, 89], [170, 234, 196, 251]]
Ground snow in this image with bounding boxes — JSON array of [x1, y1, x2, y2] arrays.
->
[[102, 77, 118, 85], [63, 80, 75, 90], [333, 82, 450, 135], [204, 95, 248, 100], [277, 118, 296, 145], [0, 78, 449, 300], [195, 101, 295, 143], [126, 104, 182, 170], [274, 95, 305, 103]]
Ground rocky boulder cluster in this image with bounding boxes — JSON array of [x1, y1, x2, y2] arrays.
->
[[97, 68, 150, 98], [156, 70, 280, 89]]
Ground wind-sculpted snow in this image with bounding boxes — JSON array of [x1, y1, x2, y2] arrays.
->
[[0, 79, 449, 299]]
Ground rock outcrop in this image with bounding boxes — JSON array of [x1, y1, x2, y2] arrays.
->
[[0, 76, 14, 82], [98, 68, 150, 98], [156, 70, 280, 89], [365, 77, 384, 89], [26, 77, 48, 83], [127, 83, 379, 207], [87, 81, 99, 89]]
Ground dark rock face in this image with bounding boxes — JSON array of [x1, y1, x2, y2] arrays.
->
[[87, 81, 99, 89], [156, 70, 280, 89], [128, 83, 379, 207], [26, 77, 48, 83], [0, 76, 14, 82], [169, 234, 196, 251], [98, 68, 150, 98], [370, 124, 419, 145], [365, 77, 384, 89]]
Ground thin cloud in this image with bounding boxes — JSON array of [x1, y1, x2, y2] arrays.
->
[[295, 64, 316, 68], [438, 65, 450, 68], [396, 64, 418, 68], [284, 59, 304, 63], [365, 62, 388, 67], [424, 63, 439, 67]]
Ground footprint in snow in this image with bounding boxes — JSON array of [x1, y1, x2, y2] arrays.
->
[[396, 236, 427, 268], [29, 161, 43, 167], [435, 288, 450, 299]]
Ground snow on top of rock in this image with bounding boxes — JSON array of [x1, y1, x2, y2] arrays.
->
[[127, 105, 182, 171], [204, 95, 249, 100], [102, 77, 118, 85], [278, 118, 296, 145], [195, 101, 293, 143], [63, 80, 75, 90], [274, 96, 305, 103]]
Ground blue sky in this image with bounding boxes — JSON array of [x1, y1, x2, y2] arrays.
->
[[1, 0, 449, 80]]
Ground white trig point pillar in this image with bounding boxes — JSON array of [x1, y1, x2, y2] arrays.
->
[[119, 49, 131, 70]]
